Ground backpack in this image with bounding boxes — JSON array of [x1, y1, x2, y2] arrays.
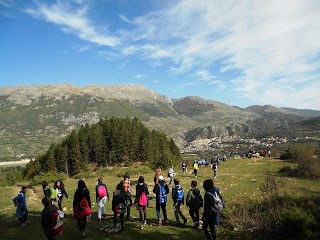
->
[[116, 203, 126, 214], [182, 162, 186, 168], [50, 187, 58, 200], [192, 194, 203, 208], [97, 185, 107, 199], [174, 186, 184, 201], [158, 183, 167, 204], [52, 208, 63, 236], [139, 192, 148, 206], [79, 197, 89, 210], [208, 191, 223, 213]]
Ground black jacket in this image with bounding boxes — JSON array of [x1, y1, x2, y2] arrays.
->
[[73, 188, 91, 210], [203, 187, 223, 217], [112, 189, 131, 211], [95, 182, 109, 199], [134, 183, 149, 204]]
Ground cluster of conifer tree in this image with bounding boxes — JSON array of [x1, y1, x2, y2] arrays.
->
[[24, 117, 181, 178]]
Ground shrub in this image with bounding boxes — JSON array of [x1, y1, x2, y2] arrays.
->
[[278, 207, 316, 238], [30, 171, 67, 186]]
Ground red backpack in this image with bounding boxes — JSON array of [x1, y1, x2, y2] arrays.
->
[[79, 197, 89, 210]]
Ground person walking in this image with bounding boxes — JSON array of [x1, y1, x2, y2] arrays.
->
[[54, 180, 68, 210], [186, 180, 203, 228], [73, 180, 92, 238], [168, 165, 174, 185], [153, 175, 169, 225], [172, 179, 187, 226], [95, 177, 109, 222], [13, 186, 29, 226], [134, 176, 149, 229], [202, 179, 224, 240], [212, 161, 218, 179], [112, 183, 131, 233], [193, 161, 199, 177], [121, 173, 132, 220]]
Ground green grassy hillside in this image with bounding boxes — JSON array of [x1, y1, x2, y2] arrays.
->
[[1, 157, 319, 239]]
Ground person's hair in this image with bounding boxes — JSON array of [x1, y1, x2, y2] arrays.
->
[[124, 173, 130, 179], [191, 180, 197, 187], [138, 176, 144, 183], [98, 177, 103, 183], [174, 178, 180, 185], [203, 179, 214, 191], [116, 183, 124, 191], [77, 179, 86, 190], [22, 186, 27, 191], [41, 181, 48, 188], [54, 180, 64, 190], [42, 197, 51, 207]]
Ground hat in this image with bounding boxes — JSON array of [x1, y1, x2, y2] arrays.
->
[[158, 175, 164, 181]]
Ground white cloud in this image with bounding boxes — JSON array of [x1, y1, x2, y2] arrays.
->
[[122, 0, 320, 109], [133, 74, 147, 79], [24, 1, 119, 47]]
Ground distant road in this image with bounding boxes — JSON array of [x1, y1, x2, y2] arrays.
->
[[0, 159, 31, 167]]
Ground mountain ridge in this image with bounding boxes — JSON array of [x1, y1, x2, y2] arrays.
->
[[0, 84, 319, 161]]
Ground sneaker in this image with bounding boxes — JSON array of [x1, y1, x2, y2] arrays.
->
[[20, 223, 26, 227], [144, 220, 147, 225], [164, 220, 169, 224], [81, 231, 86, 238], [158, 219, 162, 225], [140, 223, 143, 230], [183, 219, 188, 225], [174, 222, 181, 226], [193, 222, 199, 228]]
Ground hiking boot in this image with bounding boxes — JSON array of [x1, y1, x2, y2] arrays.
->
[[183, 219, 188, 225], [158, 219, 162, 225]]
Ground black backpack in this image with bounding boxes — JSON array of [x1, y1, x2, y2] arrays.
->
[[192, 194, 203, 208]]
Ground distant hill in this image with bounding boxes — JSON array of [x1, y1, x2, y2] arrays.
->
[[281, 107, 320, 117], [0, 84, 319, 161]]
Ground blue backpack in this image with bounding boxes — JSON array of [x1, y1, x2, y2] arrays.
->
[[158, 183, 167, 204], [175, 186, 184, 201]]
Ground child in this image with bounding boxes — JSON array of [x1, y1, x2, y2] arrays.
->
[[73, 180, 92, 238], [13, 186, 28, 226], [134, 176, 149, 229], [186, 180, 203, 228], [212, 162, 218, 179], [41, 197, 63, 240], [95, 177, 109, 222], [153, 175, 169, 225], [172, 179, 187, 226], [54, 180, 68, 210], [193, 161, 199, 177], [112, 183, 130, 233]]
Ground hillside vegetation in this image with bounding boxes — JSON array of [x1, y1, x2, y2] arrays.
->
[[23, 117, 180, 179]]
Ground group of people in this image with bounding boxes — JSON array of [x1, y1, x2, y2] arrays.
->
[[13, 171, 224, 240], [154, 169, 224, 240]]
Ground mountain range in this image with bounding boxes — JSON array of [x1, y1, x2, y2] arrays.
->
[[0, 84, 319, 161]]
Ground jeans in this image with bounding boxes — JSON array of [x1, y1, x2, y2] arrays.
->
[[156, 202, 168, 221], [174, 202, 186, 223], [19, 210, 28, 223]]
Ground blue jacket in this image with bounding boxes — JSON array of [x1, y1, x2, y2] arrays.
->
[[13, 191, 27, 218]]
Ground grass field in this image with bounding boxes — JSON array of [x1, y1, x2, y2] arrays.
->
[[1, 157, 319, 240]]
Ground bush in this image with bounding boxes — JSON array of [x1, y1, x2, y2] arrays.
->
[[30, 171, 67, 186], [278, 207, 316, 238]]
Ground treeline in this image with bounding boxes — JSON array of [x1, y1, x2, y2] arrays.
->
[[24, 117, 181, 179]]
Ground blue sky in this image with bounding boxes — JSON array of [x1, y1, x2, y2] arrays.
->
[[1, 0, 320, 110]]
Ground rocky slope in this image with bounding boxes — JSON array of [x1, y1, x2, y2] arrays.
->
[[0, 84, 319, 161]]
